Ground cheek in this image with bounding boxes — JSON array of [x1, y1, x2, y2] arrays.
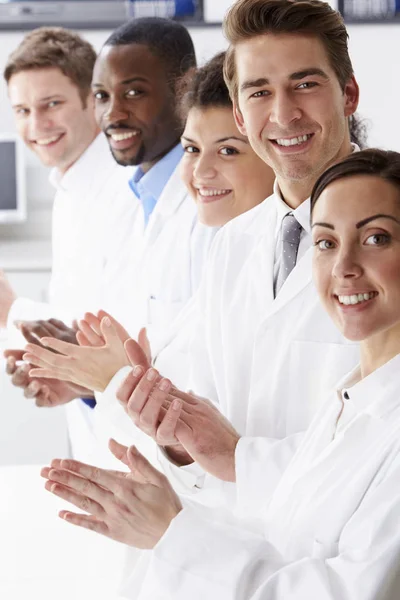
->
[[179, 160, 194, 191], [312, 255, 332, 302]]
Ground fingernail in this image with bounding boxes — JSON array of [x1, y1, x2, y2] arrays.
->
[[172, 399, 181, 411], [104, 317, 111, 327], [133, 365, 143, 376], [158, 378, 170, 392], [146, 368, 156, 381]]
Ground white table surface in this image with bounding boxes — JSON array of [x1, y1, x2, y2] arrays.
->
[[0, 464, 127, 599]]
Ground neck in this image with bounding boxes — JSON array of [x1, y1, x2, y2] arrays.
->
[[360, 323, 400, 378], [276, 139, 353, 209], [140, 138, 180, 174]]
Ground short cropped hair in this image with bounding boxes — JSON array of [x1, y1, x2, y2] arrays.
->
[[311, 149, 400, 213], [177, 52, 231, 123], [4, 27, 96, 105], [223, 0, 354, 104], [104, 17, 196, 81]]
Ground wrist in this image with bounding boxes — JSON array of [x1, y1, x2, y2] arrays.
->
[[162, 445, 194, 467]]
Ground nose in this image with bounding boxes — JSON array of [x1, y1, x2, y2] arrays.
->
[[102, 96, 129, 124], [193, 152, 217, 180], [28, 108, 53, 138], [269, 90, 302, 128], [332, 247, 363, 281]]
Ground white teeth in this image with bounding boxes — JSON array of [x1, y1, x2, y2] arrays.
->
[[338, 292, 376, 306], [110, 131, 139, 141], [35, 135, 61, 146], [198, 188, 231, 197], [275, 134, 310, 147]]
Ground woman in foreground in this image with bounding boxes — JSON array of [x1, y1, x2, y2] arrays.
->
[[42, 149, 400, 599]]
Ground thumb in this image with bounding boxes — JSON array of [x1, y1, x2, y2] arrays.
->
[[108, 438, 130, 467], [138, 327, 152, 363], [124, 338, 150, 370], [100, 316, 121, 346], [126, 446, 165, 487]]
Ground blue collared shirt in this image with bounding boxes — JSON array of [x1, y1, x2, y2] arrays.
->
[[129, 144, 184, 226]]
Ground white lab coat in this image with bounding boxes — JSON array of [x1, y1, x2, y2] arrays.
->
[[136, 354, 400, 600], [7, 133, 133, 330], [155, 191, 360, 495], [89, 165, 218, 467]]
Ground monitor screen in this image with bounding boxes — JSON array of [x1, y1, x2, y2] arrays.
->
[[0, 135, 26, 223]]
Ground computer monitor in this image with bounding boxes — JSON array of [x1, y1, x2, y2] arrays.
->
[[0, 133, 26, 223]]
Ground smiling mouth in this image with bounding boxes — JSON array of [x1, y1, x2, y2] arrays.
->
[[34, 134, 64, 147], [270, 134, 314, 148], [335, 292, 378, 306], [108, 131, 140, 142]]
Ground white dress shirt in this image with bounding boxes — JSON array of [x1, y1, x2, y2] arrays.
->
[[136, 353, 400, 600]]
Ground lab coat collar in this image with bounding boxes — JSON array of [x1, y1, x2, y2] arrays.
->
[[48, 133, 109, 196], [338, 352, 400, 420]]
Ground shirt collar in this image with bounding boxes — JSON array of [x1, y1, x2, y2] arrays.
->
[[336, 352, 400, 420], [48, 133, 106, 195], [129, 144, 183, 203]]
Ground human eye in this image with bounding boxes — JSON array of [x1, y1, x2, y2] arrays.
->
[[296, 81, 318, 90], [219, 146, 239, 156], [364, 233, 391, 246], [250, 90, 270, 99], [314, 239, 335, 251], [14, 107, 28, 116], [126, 88, 142, 98], [183, 145, 199, 154], [94, 90, 108, 101], [47, 100, 61, 108]]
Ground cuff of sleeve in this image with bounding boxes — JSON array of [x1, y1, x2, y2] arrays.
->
[[156, 445, 206, 495], [95, 365, 132, 407], [138, 506, 275, 599]]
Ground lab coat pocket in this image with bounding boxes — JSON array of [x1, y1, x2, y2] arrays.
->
[[312, 538, 339, 560]]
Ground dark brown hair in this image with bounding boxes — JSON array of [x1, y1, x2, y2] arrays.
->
[[311, 149, 400, 213], [4, 27, 96, 105], [223, 0, 353, 104], [177, 52, 232, 123]]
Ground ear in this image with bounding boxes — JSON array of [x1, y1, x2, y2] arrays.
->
[[343, 76, 359, 118], [233, 101, 247, 136]]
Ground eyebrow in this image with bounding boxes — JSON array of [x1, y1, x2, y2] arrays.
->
[[181, 135, 248, 144], [12, 95, 63, 108], [240, 68, 329, 93], [92, 76, 148, 88], [289, 68, 329, 81], [311, 213, 400, 230], [356, 214, 400, 228]]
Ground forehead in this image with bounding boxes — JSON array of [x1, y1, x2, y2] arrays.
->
[[313, 175, 400, 222], [184, 106, 239, 135], [235, 33, 334, 85], [8, 67, 78, 102], [93, 43, 167, 86]]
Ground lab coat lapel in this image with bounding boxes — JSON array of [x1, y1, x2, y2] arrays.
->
[[143, 166, 188, 243], [262, 245, 313, 324]]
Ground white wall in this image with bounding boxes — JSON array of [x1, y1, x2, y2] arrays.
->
[[0, 0, 399, 242]]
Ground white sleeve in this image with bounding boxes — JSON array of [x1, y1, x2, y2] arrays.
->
[[7, 297, 75, 329], [136, 457, 400, 600], [235, 434, 304, 517]]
